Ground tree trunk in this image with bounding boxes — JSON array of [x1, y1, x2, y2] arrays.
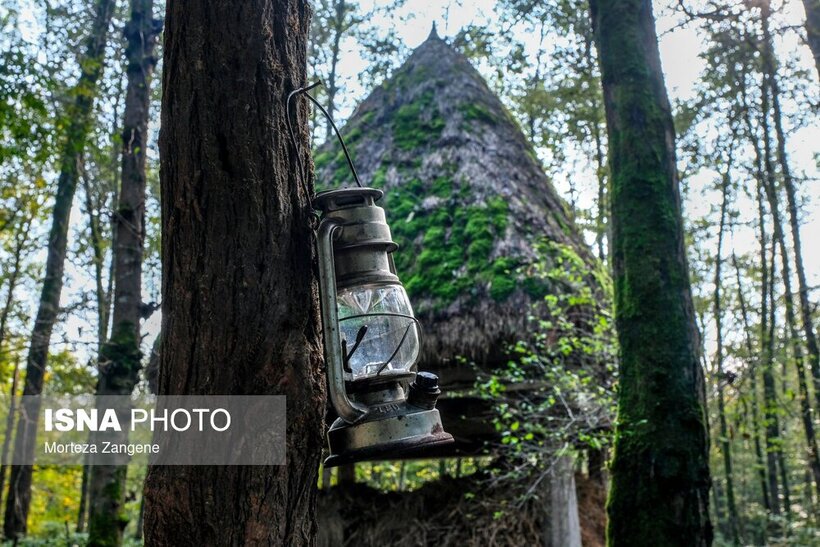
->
[[545, 455, 582, 547], [758, 183, 782, 521], [82, 173, 112, 353], [592, 118, 607, 262], [87, 0, 161, 544], [588, 1, 712, 545], [800, 0, 820, 79], [761, 7, 820, 415], [732, 251, 771, 513], [141, 1, 325, 544], [0, 219, 31, 360], [713, 170, 740, 545], [3, 0, 116, 537], [756, 45, 811, 517], [77, 454, 90, 533], [325, 0, 345, 140], [0, 357, 20, 507]]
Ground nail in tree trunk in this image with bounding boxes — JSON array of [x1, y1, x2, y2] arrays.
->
[[588, 1, 712, 544], [3, 0, 116, 537], [141, 1, 325, 544], [713, 169, 740, 545], [86, 0, 161, 544]]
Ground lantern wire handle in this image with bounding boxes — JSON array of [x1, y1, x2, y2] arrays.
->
[[286, 81, 364, 199]]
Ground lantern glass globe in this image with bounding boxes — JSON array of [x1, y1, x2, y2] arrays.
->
[[337, 283, 420, 381]]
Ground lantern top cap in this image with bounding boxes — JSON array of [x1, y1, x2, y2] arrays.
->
[[313, 187, 384, 214]]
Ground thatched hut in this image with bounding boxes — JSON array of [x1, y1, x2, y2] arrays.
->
[[314, 28, 611, 547]]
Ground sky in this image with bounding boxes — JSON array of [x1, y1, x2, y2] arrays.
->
[[16, 0, 817, 365]]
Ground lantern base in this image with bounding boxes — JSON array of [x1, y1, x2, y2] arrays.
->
[[324, 407, 454, 467]]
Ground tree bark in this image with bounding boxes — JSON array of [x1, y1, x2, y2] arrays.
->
[[87, 0, 161, 544], [3, 0, 116, 537], [713, 169, 740, 545], [142, 1, 325, 544], [588, 1, 712, 545]]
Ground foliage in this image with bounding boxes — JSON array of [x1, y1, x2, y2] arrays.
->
[[476, 239, 616, 488]]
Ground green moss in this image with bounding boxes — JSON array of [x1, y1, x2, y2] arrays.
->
[[392, 91, 446, 151], [370, 165, 388, 189], [385, 180, 514, 308], [459, 102, 497, 125], [313, 150, 333, 172], [431, 176, 452, 197], [99, 322, 142, 393]]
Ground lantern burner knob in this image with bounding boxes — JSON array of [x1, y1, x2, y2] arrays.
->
[[408, 372, 442, 410]]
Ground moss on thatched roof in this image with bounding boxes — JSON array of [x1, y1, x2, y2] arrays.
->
[[315, 32, 604, 369]]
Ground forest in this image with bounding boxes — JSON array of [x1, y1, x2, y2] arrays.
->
[[0, 0, 818, 545]]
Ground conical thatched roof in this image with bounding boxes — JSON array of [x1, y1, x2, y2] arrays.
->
[[314, 31, 602, 371]]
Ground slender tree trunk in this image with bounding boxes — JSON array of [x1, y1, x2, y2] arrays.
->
[[592, 119, 607, 262], [3, 0, 116, 537], [758, 184, 782, 521], [87, 0, 161, 545], [82, 173, 111, 353], [0, 357, 20, 508], [713, 170, 740, 545], [398, 460, 406, 490], [732, 251, 771, 513], [325, 0, 345, 139], [0, 217, 31, 359], [134, 494, 144, 540], [589, 1, 712, 545], [76, 453, 90, 533], [142, 1, 325, 544], [321, 465, 332, 489], [799, 0, 820, 79], [761, 8, 820, 414], [756, 42, 811, 517]]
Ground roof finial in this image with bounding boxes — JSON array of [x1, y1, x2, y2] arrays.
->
[[429, 21, 439, 40]]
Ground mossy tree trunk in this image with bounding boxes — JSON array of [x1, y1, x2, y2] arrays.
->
[[588, 1, 712, 545], [86, 0, 161, 544], [141, 0, 325, 544], [3, 0, 117, 537]]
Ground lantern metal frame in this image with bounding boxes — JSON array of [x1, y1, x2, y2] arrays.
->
[[315, 187, 454, 466]]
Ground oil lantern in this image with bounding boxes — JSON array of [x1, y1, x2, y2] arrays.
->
[[315, 187, 454, 466], [287, 81, 453, 465]]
